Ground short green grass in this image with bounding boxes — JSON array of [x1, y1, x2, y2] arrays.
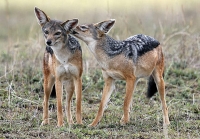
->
[[1, 63, 199, 138], [0, 0, 200, 138]]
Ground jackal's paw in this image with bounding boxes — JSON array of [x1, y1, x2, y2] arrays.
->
[[67, 119, 74, 125], [88, 122, 98, 127], [76, 116, 82, 125], [41, 119, 49, 126], [164, 117, 170, 126], [76, 120, 83, 125], [57, 121, 64, 127], [120, 116, 129, 126], [88, 124, 95, 128], [164, 120, 170, 126]]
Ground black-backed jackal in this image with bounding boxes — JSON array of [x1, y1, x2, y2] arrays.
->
[[72, 19, 170, 127], [34, 7, 83, 127]]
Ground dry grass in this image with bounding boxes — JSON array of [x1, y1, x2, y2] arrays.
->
[[0, 0, 200, 138]]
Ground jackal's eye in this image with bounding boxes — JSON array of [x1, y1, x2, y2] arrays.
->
[[80, 25, 88, 31], [44, 30, 49, 35], [55, 32, 61, 36]]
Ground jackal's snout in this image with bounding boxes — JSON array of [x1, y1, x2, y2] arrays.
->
[[45, 36, 54, 46], [46, 40, 52, 46]]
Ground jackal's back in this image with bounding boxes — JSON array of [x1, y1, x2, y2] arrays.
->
[[103, 34, 160, 62]]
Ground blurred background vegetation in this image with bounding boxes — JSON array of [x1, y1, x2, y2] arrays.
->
[[0, 0, 200, 138], [0, 0, 200, 71]]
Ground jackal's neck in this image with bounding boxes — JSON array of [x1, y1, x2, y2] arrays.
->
[[104, 35, 121, 46], [100, 35, 126, 57], [86, 34, 122, 57]]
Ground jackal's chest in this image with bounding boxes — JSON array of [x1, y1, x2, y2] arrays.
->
[[56, 64, 79, 80]]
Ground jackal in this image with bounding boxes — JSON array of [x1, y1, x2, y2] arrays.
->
[[34, 7, 83, 127], [72, 19, 170, 127]]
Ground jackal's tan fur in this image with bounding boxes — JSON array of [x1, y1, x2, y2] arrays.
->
[[34, 7, 82, 127], [72, 19, 170, 127]]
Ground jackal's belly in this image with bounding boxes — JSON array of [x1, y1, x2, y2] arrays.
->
[[106, 70, 125, 80], [134, 67, 154, 78]]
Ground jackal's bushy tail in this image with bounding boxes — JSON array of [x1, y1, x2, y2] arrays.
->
[[147, 75, 157, 98], [147, 72, 165, 98]]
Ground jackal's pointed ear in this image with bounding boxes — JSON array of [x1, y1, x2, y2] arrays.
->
[[95, 19, 116, 34], [34, 7, 50, 26], [62, 19, 79, 31]]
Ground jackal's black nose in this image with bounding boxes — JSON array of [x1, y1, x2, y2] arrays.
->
[[46, 40, 52, 46]]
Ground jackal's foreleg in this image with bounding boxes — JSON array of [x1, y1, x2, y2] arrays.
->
[[42, 74, 55, 125], [90, 77, 115, 127]]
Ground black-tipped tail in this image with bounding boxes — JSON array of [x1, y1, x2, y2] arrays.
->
[[147, 75, 157, 98], [50, 85, 56, 98]]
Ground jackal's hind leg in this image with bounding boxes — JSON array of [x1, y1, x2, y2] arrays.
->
[[74, 77, 83, 124], [55, 79, 64, 127], [152, 67, 170, 125]]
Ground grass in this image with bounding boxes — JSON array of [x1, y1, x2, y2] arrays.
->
[[0, 0, 200, 138]]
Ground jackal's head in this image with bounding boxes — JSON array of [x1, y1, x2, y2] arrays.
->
[[34, 7, 78, 47], [72, 19, 115, 44]]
